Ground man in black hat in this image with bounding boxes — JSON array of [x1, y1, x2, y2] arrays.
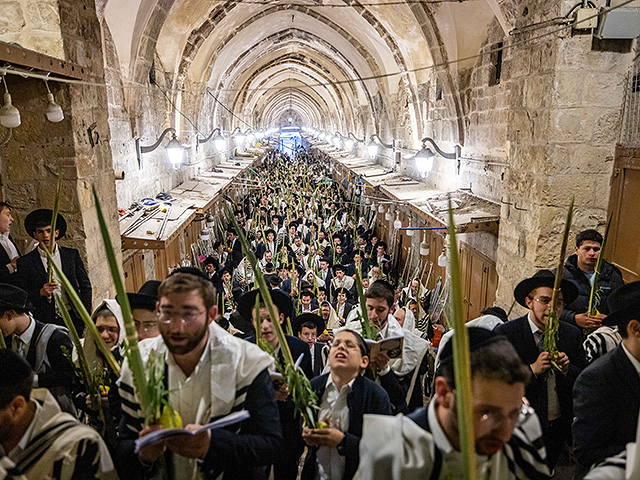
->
[[572, 281, 640, 477], [292, 313, 327, 377], [16, 209, 91, 334], [333, 287, 354, 323], [226, 227, 243, 269], [330, 264, 354, 303], [495, 269, 586, 469], [238, 288, 312, 480], [125, 280, 161, 341], [357, 327, 550, 479], [0, 202, 20, 284], [347, 250, 368, 278], [0, 283, 75, 414]]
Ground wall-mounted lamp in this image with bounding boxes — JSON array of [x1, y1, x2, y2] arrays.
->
[[198, 127, 226, 152], [346, 132, 364, 151], [415, 137, 461, 176], [368, 134, 395, 159], [333, 132, 345, 149], [136, 127, 184, 168], [232, 127, 246, 145], [0, 75, 20, 129]]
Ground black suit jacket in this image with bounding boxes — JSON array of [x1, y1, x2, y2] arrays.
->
[[332, 301, 354, 321], [0, 235, 19, 284], [16, 247, 92, 332], [495, 315, 586, 427], [310, 342, 326, 377], [572, 344, 640, 468], [301, 374, 392, 480]]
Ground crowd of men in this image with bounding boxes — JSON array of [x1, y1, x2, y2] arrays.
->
[[0, 147, 637, 480]]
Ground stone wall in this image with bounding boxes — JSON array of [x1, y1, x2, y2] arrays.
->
[[0, 0, 64, 59]]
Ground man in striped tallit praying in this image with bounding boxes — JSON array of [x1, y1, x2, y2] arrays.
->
[[0, 350, 117, 480], [115, 270, 282, 480]]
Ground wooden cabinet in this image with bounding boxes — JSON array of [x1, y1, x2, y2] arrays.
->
[[122, 250, 146, 293], [608, 147, 640, 282]]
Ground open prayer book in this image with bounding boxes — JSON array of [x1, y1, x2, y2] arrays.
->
[[365, 336, 404, 360], [134, 410, 250, 453]]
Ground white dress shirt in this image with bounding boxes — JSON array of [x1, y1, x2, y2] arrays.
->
[[168, 339, 212, 479], [622, 343, 640, 376], [13, 317, 36, 358], [527, 313, 561, 422], [0, 232, 19, 272], [316, 375, 355, 480]]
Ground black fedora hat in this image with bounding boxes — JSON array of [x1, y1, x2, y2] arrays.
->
[[603, 281, 640, 328], [264, 228, 276, 238], [335, 287, 352, 300], [332, 264, 346, 273], [24, 209, 67, 239], [0, 283, 32, 311], [126, 280, 161, 311], [238, 288, 293, 321], [292, 313, 325, 335], [265, 273, 282, 286], [513, 269, 578, 308]]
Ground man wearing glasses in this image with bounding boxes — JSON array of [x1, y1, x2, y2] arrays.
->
[[357, 327, 551, 479], [495, 269, 586, 470], [116, 270, 282, 480]]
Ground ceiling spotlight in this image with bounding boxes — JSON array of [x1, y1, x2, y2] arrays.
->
[[0, 76, 20, 129]]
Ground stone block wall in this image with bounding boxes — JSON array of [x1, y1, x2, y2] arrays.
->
[[0, 0, 64, 59]]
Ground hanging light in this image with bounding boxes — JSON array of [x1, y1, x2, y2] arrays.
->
[[367, 141, 379, 158], [200, 229, 211, 241], [247, 132, 256, 143], [0, 76, 20, 129], [370, 202, 377, 211], [206, 215, 215, 229], [378, 204, 385, 213], [365, 197, 371, 205], [438, 247, 449, 267], [214, 133, 226, 152], [406, 228, 414, 237], [385, 208, 393, 221], [44, 81, 64, 123], [420, 231, 430, 256], [333, 136, 341, 148], [234, 131, 246, 145], [393, 212, 402, 230], [415, 147, 435, 177], [166, 133, 184, 167]]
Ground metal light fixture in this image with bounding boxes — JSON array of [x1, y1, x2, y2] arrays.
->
[[200, 229, 211, 242], [420, 232, 430, 256], [232, 127, 246, 145], [415, 137, 461, 176], [198, 126, 225, 151], [136, 127, 184, 168], [378, 204, 386, 213], [0, 75, 20, 129], [385, 207, 393, 221], [206, 215, 215, 229], [368, 134, 395, 159], [44, 80, 64, 123]]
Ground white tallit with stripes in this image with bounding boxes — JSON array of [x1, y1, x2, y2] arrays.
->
[[356, 401, 551, 480], [118, 321, 275, 479], [8, 388, 117, 480]]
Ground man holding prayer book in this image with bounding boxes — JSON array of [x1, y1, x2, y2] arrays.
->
[[115, 270, 282, 480]]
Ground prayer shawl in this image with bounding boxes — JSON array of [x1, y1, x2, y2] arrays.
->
[[0, 455, 25, 480], [118, 322, 275, 479], [583, 325, 622, 364], [583, 448, 627, 480], [9, 389, 117, 480], [343, 315, 428, 377], [356, 406, 550, 480]]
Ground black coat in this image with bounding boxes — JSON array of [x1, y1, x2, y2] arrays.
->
[[559, 254, 624, 326], [301, 374, 392, 480], [572, 344, 640, 469], [495, 315, 586, 427], [16, 247, 92, 333]]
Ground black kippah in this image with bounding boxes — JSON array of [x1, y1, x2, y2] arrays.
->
[[438, 327, 505, 365], [169, 267, 211, 282], [0, 350, 32, 386]]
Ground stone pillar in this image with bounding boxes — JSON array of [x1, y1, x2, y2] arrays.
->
[[495, 0, 632, 311], [0, 0, 120, 305]]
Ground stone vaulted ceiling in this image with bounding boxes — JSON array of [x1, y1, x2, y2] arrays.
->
[[102, 0, 514, 139]]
